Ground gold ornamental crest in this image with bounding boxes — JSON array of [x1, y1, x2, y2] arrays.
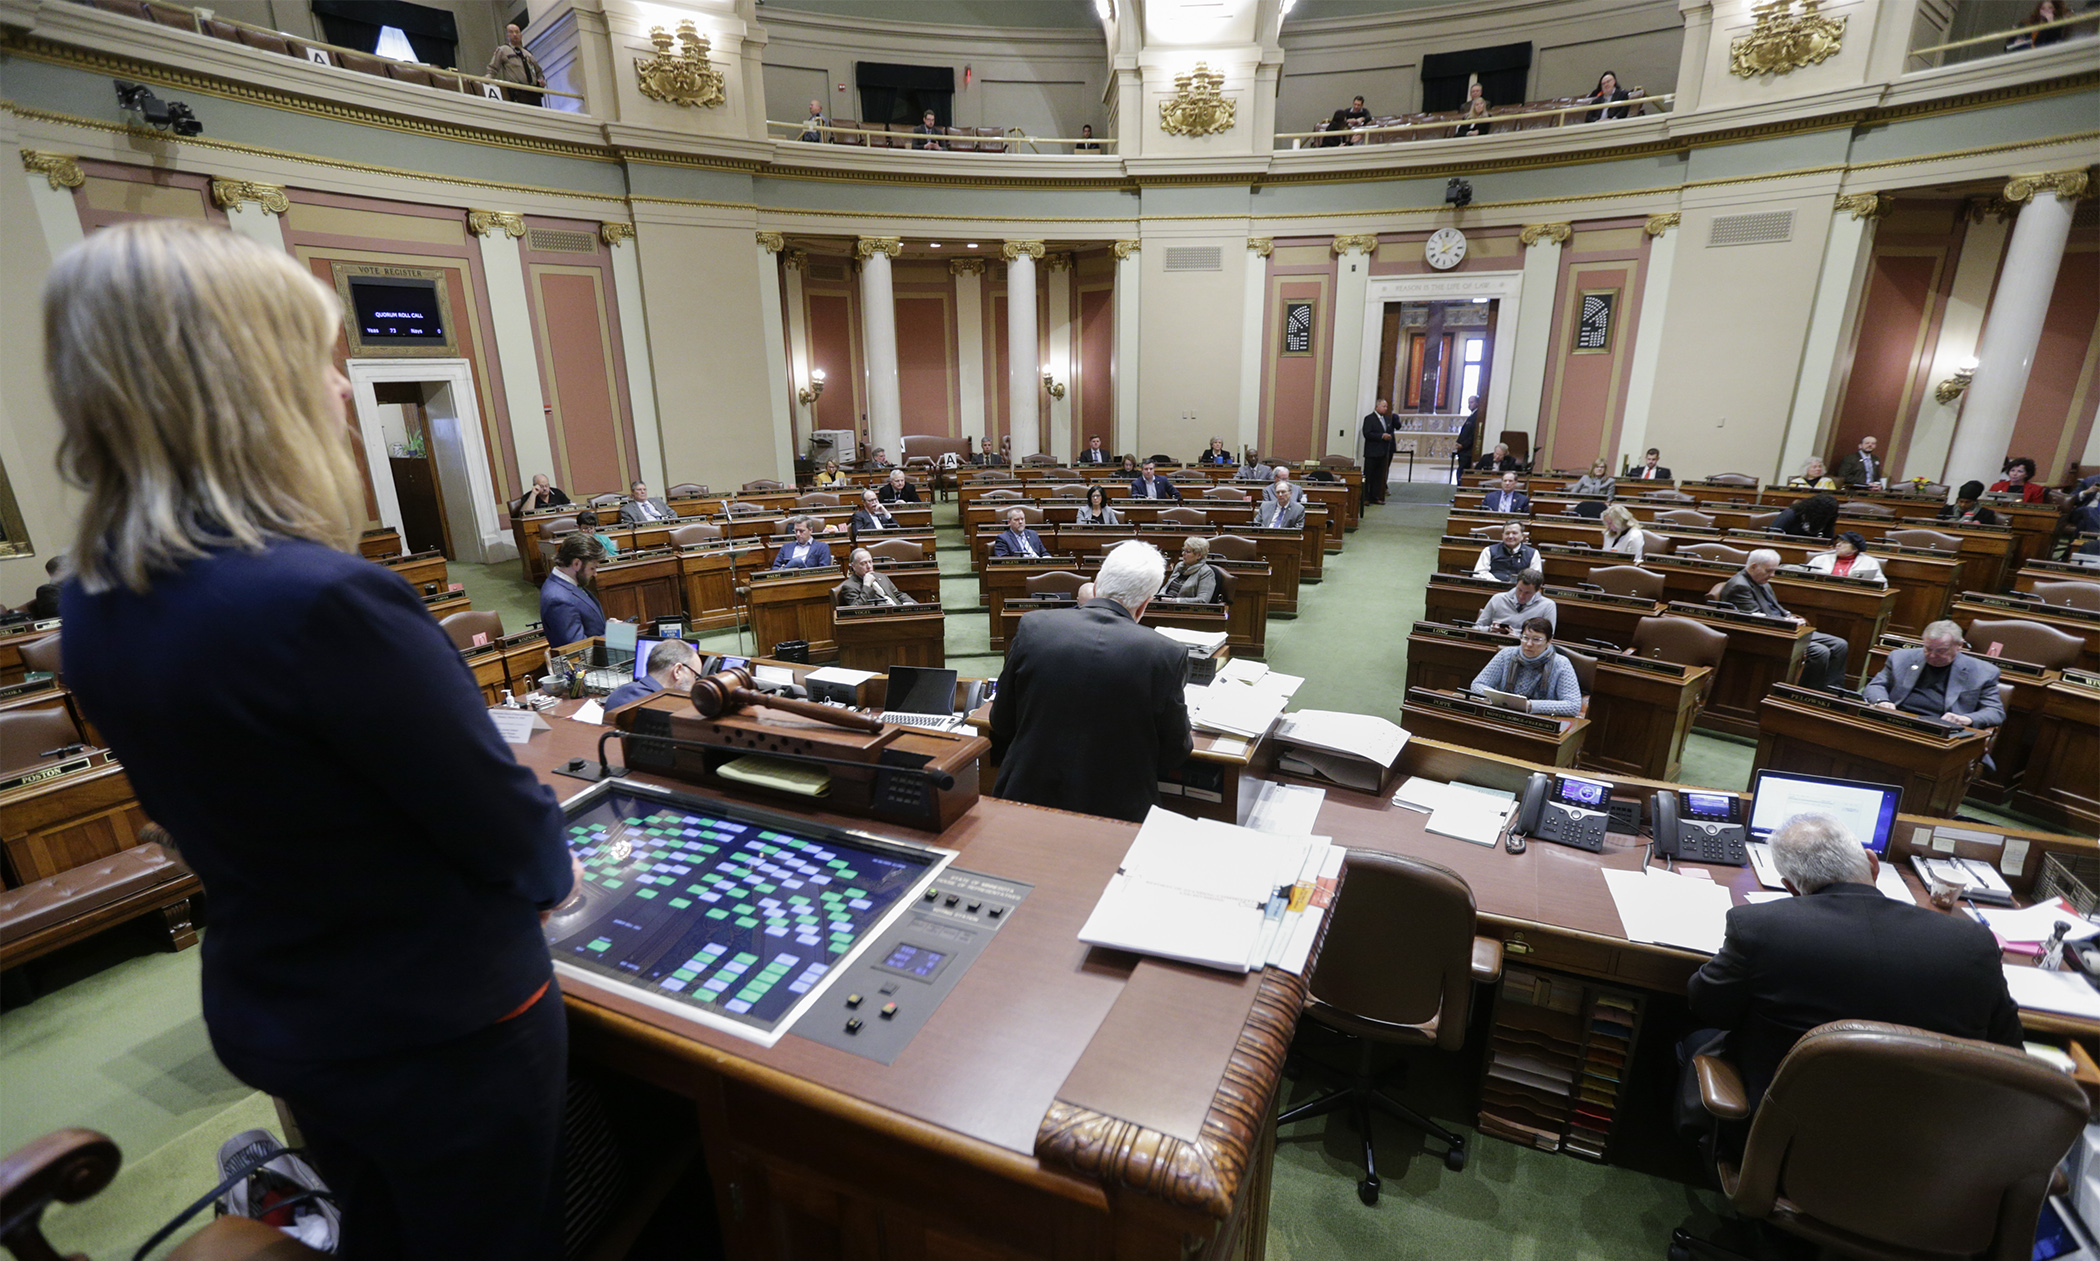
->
[[1161, 62, 1235, 138], [1729, 0, 1846, 78], [636, 21, 726, 109]]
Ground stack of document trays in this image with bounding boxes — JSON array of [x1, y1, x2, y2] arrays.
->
[[1185, 665, 1303, 740], [1153, 626, 1229, 655], [1078, 807, 1344, 974], [1392, 777, 1518, 847], [1274, 710, 1409, 793]]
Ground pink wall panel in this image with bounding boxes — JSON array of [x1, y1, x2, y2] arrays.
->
[[2009, 246, 2099, 480], [1265, 279, 1327, 460], [1077, 285, 1114, 453], [1539, 263, 1636, 471], [1833, 253, 1938, 468], [805, 292, 858, 438], [894, 295, 954, 436], [534, 271, 624, 493]]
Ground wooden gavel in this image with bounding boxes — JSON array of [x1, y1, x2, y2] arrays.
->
[[689, 667, 884, 734]]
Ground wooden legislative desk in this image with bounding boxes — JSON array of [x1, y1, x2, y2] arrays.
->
[[461, 630, 553, 708], [1400, 687, 1589, 767], [833, 603, 946, 672], [1720, 532, 1958, 638], [748, 532, 938, 573], [1638, 554, 1892, 680], [593, 550, 686, 627], [1751, 685, 1990, 818], [679, 543, 768, 632], [504, 708, 1290, 1261], [990, 559, 1272, 658], [967, 511, 1325, 591], [1863, 634, 2057, 809], [2011, 671, 2100, 834], [1952, 593, 2100, 673], [378, 548, 448, 593], [2014, 561, 2100, 598], [1403, 623, 1707, 783], [746, 565, 942, 661], [357, 526, 401, 559], [0, 749, 151, 887], [0, 625, 61, 687], [1661, 603, 1810, 739]]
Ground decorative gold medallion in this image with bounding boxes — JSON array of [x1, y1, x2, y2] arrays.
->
[[1729, 0, 1846, 78], [1160, 62, 1235, 138], [1518, 223, 1572, 247], [636, 21, 726, 109]]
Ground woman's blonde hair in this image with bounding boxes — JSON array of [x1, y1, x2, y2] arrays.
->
[[46, 220, 364, 594], [1600, 504, 1636, 533]]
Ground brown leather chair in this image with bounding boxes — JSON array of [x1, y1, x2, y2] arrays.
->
[[2030, 579, 2100, 611], [1839, 500, 1895, 518], [980, 489, 1024, 501], [1658, 508, 1716, 529], [1677, 543, 1749, 565], [1884, 528, 1960, 553], [1633, 614, 1727, 673], [18, 634, 61, 678], [1320, 455, 1355, 469], [1208, 535, 1257, 562], [668, 523, 723, 546], [1020, 454, 1058, 468], [1160, 507, 1209, 527], [1585, 565, 1664, 601], [1205, 486, 1251, 501], [0, 709, 83, 773], [1644, 489, 1697, 503], [795, 492, 842, 509], [587, 492, 625, 510], [864, 538, 924, 564], [1674, 1020, 2086, 1261], [1277, 852, 1502, 1203], [1746, 510, 1783, 530], [387, 62, 434, 87], [1959, 617, 2082, 671], [438, 610, 504, 651], [1001, 505, 1047, 526], [1048, 484, 1087, 499], [538, 515, 580, 541], [667, 482, 707, 498], [1209, 565, 1238, 607], [1705, 473, 1756, 487], [725, 502, 769, 516], [742, 479, 785, 493], [1496, 430, 1530, 468], [1558, 646, 1596, 708], [1024, 571, 1086, 599]]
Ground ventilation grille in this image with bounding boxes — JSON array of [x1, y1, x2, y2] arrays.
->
[[1707, 211, 1794, 247], [528, 228, 598, 254], [1163, 246, 1223, 272]]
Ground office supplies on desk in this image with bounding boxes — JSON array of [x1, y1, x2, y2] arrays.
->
[[1275, 709, 1410, 773], [1979, 899, 2098, 946], [1513, 773, 1614, 853], [1077, 808, 1317, 972], [1651, 789, 1747, 866], [2004, 966, 2100, 1020], [1246, 781, 1327, 837], [1600, 867, 1733, 955], [1910, 854, 2015, 906], [877, 665, 968, 732]]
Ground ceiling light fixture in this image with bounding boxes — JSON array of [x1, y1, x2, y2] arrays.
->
[[966, 243, 979, 249]]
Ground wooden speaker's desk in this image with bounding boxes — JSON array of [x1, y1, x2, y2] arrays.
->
[[1660, 603, 1810, 739], [1863, 634, 2057, 808], [1750, 685, 1989, 818], [1951, 593, 2100, 673], [678, 544, 766, 632], [2012, 671, 2100, 834], [1400, 687, 1588, 767], [833, 603, 946, 672], [508, 707, 1292, 1261], [593, 549, 685, 627]]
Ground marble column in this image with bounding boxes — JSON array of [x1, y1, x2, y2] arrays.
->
[[469, 210, 558, 488], [856, 236, 903, 462], [1778, 194, 1885, 481], [1044, 253, 1075, 458], [1907, 199, 2014, 483], [1502, 224, 1569, 466], [1324, 235, 1377, 460], [1112, 240, 1141, 457], [1004, 241, 1044, 459], [756, 232, 797, 482], [1616, 214, 1681, 471], [780, 247, 815, 446], [1237, 238, 1271, 458], [952, 257, 988, 446], [1944, 171, 2086, 488]]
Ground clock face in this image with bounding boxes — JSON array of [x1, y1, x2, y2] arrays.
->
[[1425, 228, 1467, 271]]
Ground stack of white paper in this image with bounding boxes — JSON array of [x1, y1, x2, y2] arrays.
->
[[1277, 710, 1409, 765], [1189, 684, 1289, 739], [1392, 776, 1452, 813], [1980, 900, 2100, 945], [2004, 966, 2100, 1020], [1154, 626, 1229, 654], [1215, 659, 1269, 686], [1425, 792, 1516, 847], [1601, 867, 1736, 955], [1246, 781, 1326, 837]]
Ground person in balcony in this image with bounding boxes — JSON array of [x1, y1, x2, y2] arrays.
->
[[1323, 96, 1372, 146], [485, 23, 547, 106], [2006, 0, 2068, 50], [1453, 97, 1493, 138], [1583, 70, 1631, 122], [1073, 124, 1103, 154], [912, 109, 949, 151], [799, 99, 829, 143]]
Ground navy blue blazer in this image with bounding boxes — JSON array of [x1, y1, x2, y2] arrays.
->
[[604, 673, 665, 710], [990, 528, 1047, 558], [773, 539, 834, 570], [61, 539, 571, 1063], [1129, 476, 1180, 501], [540, 571, 606, 646], [1482, 490, 1531, 514]]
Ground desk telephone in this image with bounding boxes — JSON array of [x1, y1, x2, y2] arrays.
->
[[1651, 789, 1749, 867], [1514, 773, 1612, 853]]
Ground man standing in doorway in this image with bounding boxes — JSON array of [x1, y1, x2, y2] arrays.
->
[[1360, 399, 1397, 505]]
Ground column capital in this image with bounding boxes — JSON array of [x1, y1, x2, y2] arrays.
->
[[1834, 192, 1893, 220], [466, 210, 526, 238], [1002, 240, 1046, 261], [782, 248, 810, 271], [1042, 252, 1075, 272], [210, 178, 289, 215], [1963, 195, 2018, 224], [1331, 233, 1378, 256], [854, 236, 902, 260], [2004, 169, 2090, 204], [755, 230, 785, 252], [20, 148, 83, 190], [1247, 237, 1273, 257], [1642, 213, 1680, 237], [1518, 223, 1572, 247], [949, 256, 987, 276], [601, 222, 636, 246], [1112, 239, 1141, 260]]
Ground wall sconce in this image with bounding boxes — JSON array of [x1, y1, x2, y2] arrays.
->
[[798, 368, 827, 406], [1041, 365, 1066, 400], [1933, 357, 1979, 406]]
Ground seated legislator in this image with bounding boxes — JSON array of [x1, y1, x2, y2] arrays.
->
[[1686, 813, 2020, 1115], [1481, 471, 1531, 514], [1863, 619, 2004, 729], [877, 467, 921, 505], [1197, 437, 1235, 466], [541, 532, 609, 646], [1476, 443, 1522, 474], [1130, 460, 1180, 501], [1568, 459, 1616, 497], [1787, 457, 1838, 491], [1719, 549, 1849, 692], [1161, 536, 1218, 602], [1599, 503, 1652, 561], [1990, 456, 2048, 504], [1805, 530, 1884, 585], [605, 638, 700, 710], [513, 472, 570, 515], [1627, 447, 1670, 480], [990, 507, 1048, 558], [850, 488, 901, 533], [574, 509, 619, 559], [1474, 568, 1559, 636], [1768, 491, 1839, 540], [989, 541, 1191, 823], [864, 447, 894, 470], [1470, 617, 1583, 715], [773, 517, 833, 570], [51, 221, 575, 1256], [618, 480, 675, 524], [1938, 480, 2000, 527], [1074, 484, 1122, 526], [1076, 435, 1111, 466], [976, 436, 1007, 468], [813, 459, 847, 487], [1473, 521, 1538, 583], [1254, 478, 1307, 529], [838, 547, 914, 606], [1833, 435, 1884, 489], [1268, 465, 1307, 504]]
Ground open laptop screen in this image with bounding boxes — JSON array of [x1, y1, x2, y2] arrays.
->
[[884, 666, 959, 717], [1747, 770, 1902, 854]]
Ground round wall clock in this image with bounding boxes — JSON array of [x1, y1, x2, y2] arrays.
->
[[1425, 227, 1468, 271]]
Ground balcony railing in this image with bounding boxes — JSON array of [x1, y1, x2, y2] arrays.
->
[[765, 120, 1119, 154], [1272, 94, 1674, 150], [1906, 9, 2100, 69]]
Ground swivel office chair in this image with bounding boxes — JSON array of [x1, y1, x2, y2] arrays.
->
[[1020, 453, 1058, 468], [1632, 615, 1727, 707], [438, 610, 504, 652], [16, 634, 60, 679], [795, 492, 842, 509], [666, 483, 707, 498], [1959, 617, 2082, 671], [1207, 535, 1257, 562], [2030, 579, 2100, 611], [980, 489, 1023, 501], [741, 479, 786, 493], [1676, 543, 1749, 566], [1658, 508, 1716, 530], [668, 523, 723, 546], [1838, 500, 1895, 519], [1160, 507, 1209, 527], [865, 538, 925, 564], [1884, 528, 1960, 553], [587, 492, 625, 510], [1586, 566, 1665, 602], [1745, 511, 1782, 531], [1705, 473, 1757, 487], [1672, 1020, 2085, 1261], [1205, 485, 1251, 501], [1023, 571, 1086, 599], [1048, 484, 1087, 499], [1278, 852, 1502, 1204], [998, 505, 1048, 527], [0, 708, 82, 775]]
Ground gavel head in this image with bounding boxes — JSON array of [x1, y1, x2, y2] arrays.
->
[[689, 667, 754, 719]]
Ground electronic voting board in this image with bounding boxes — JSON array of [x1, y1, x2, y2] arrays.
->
[[543, 781, 954, 1048]]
